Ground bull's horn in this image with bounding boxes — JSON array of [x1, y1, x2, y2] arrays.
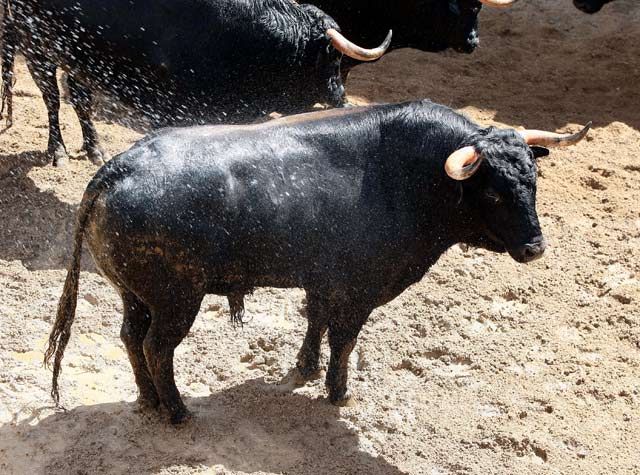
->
[[520, 122, 592, 147], [479, 0, 518, 7], [327, 29, 392, 62], [444, 146, 484, 181]]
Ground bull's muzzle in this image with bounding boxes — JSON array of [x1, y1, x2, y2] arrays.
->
[[510, 236, 547, 263]]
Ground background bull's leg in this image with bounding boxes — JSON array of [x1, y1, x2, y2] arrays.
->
[[295, 291, 329, 382], [67, 74, 107, 166], [325, 305, 370, 406], [119, 291, 159, 410], [25, 60, 68, 166], [143, 294, 202, 424]]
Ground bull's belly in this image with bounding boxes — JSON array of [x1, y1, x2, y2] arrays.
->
[[86, 225, 424, 314], [85, 222, 312, 300], [84, 194, 401, 304]]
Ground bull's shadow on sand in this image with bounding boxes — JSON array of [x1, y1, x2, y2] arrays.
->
[[0, 150, 94, 272], [1, 379, 408, 475]]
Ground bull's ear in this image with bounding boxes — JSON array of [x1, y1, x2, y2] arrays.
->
[[530, 145, 550, 159]]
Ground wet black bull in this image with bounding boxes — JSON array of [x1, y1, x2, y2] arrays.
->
[[0, 0, 391, 167], [310, 0, 518, 56], [45, 100, 590, 424]]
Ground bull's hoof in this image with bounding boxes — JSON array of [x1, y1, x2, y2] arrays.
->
[[50, 147, 69, 168], [326, 384, 356, 407], [135, 393, 160, 411], [328, 391, 356, 408], [290, 366, 324, 387], [169, 408, 193, 425], [86, 147, 108, 166]]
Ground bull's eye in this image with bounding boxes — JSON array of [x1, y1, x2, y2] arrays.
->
[[485, 189, 502, 204]]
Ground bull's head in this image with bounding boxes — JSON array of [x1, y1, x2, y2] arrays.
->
[[573, 0, 612, 13], [394, 0, 517, 54], [445, 122, 590, 263]]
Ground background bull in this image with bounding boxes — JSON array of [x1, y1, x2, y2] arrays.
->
[[44, 99, 589, 424], [308, 0, 517, 75], [0, 0, 390, 167]]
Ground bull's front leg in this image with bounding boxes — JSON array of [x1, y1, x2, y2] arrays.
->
[[296, 319, 327, 381], [294, 291, 329, 384], [325, 305, 370, 406]]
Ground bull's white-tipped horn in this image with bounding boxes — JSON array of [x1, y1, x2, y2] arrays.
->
[[520, 122, 592, 147], [444, 146, 484, 181], [479, 0, 518, 7], [327, 28, 392, 62]]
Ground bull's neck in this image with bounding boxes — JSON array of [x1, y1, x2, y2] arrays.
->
[[375, 103, 480, 251]]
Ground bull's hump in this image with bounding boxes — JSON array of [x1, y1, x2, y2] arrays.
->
[[180, 105, 377, 139], [262, 106, 375, 128]]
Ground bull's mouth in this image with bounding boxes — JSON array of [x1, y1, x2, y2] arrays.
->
[[452, 38, 479, 54], [470, 232, 506, 254], [453, 45, 477, 54], [508, 237, 547, 264], [475, 231, 546, 264]]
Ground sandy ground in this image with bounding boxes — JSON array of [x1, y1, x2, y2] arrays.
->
[[1, 0, 639, 474]]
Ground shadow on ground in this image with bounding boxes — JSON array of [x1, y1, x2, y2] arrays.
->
[[0, 151, 95, 272], [1, 378, 407, 475]]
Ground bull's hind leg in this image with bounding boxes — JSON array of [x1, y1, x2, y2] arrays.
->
[[143, 294, 203, 424], [25, 60, 68, 167], [67, 75, 107, 166], [119, 291, 159, 410], [295, 291, 329, 383]]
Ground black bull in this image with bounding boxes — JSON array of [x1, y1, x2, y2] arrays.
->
[[309, 0, 518, 58], [0, 0, 389, 167], [45, 100, 589, 424]]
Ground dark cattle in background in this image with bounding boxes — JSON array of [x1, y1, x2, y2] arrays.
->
[[573, 0, 614, 13], [44, 99, 590, 424], [308, 0, 517, 76], [0, 0, 390, 167]]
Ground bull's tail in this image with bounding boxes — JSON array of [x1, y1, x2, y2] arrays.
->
[[44, 178, 105, 405], [1, 0, 17, 128]]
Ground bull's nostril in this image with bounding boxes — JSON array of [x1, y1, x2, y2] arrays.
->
[[520, 239, 546, 263]]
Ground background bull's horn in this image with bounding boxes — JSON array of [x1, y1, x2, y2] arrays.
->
[[444, 146, 484, 181], [479, 0, 518, 7], [520, 122, 592, 147], [327, 29, 392, 62]]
